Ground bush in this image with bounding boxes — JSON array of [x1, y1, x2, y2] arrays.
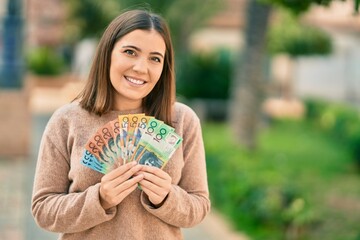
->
[[204, 123, 316, 239], [205, 117, 359, 239], [267, 9, 332, 57], [176, 49, 233, 100], [26, 47, 67, 76], [304, 98, 360, 168]]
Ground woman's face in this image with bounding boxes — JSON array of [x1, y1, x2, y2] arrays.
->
[[109, 29, 166, 111]]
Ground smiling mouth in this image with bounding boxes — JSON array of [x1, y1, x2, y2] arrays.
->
[[125, 76, 145, 85]]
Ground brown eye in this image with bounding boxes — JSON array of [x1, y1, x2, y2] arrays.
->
[[151, 56, 161, 63], [124, 49, 136, 56]]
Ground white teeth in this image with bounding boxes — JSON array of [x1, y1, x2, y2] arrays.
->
[[126, 76, 145, 85]]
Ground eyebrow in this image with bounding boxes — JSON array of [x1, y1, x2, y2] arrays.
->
[[122, 45, 164, 59]]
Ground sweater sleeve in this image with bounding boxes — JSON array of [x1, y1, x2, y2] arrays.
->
[[140, 107, 211, 228], [31, 112, 116, 233]]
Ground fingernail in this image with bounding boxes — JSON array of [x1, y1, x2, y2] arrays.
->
[[132, 161, 137, 166]]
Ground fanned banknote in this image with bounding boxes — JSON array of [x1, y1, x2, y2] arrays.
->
[[81, 113, 182, 174]]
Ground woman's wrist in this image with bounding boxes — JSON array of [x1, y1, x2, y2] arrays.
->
[[150, 194, 168, 209]]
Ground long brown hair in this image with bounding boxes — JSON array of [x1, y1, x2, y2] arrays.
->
[[75, 10, 175, 125]]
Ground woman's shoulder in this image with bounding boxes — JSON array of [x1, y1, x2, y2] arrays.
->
[[50, 101, 77, 116], [52, 101, 84, 115], [48, 101, 91, 125]]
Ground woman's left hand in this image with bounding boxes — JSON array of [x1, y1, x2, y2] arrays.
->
[[138, 165, 172, 207]]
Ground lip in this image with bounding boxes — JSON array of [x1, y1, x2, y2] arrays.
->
[[124, 76, 146, 85]]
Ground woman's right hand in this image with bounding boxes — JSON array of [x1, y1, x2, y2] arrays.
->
[[99, 161, 144, 210]]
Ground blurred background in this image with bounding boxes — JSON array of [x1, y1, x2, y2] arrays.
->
[[1, 0, 360, 239]]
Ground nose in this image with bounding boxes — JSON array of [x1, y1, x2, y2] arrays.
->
[[132, 58, 148, 74]]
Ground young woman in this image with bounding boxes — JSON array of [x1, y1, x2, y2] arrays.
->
[[31, 9, 210, 240]]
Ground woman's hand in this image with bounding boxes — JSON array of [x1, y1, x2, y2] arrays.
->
[[138, 165, 172, 207], [99, 161, 144, 210]]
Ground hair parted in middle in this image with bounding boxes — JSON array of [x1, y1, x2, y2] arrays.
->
[[76, 9, 175, 126]]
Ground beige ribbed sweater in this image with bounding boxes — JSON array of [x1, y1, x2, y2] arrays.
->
[[31, 102, 210, 240]]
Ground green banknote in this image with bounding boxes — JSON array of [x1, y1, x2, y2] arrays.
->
[[135, 121, 182, 169], [131, 118, 164, 162]]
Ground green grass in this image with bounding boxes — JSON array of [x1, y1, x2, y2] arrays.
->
[[203, 120, 360, 240]]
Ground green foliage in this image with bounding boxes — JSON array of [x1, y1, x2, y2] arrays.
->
[[65, 0, 222, 51], [118, 0, 222, 50], [65, 0, 120, 40], [26, 47, 67, 76], [176, 49, 233, 99], [304, 98, 360, 168], [260, 0, 343, 14], [204, 119, 359, 239], [267, 9, 332, 56], [204, 122, 319, 239]]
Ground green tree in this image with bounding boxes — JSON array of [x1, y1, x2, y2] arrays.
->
[[118, 0, 222, 54], [65, 0, 221, 53], [267, 9, 333, 99], [267, 9, 332, 57], [230, 0, 360, 150], [65, 0, 120, 41]]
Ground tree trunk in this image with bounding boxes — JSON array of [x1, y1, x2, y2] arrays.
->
[[230, 0, 272, 150]]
